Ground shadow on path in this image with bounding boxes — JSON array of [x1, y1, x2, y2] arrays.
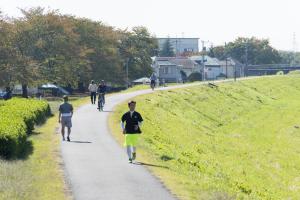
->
[[68, 141, 92, 144], [101, 110, 114, 113], [132, 162, 169, 169]]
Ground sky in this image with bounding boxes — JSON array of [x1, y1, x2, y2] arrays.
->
[[0, 0, 299, 51]]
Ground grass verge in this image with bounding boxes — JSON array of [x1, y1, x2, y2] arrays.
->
[[0, 97, 89, 200], [110, 74, 300, 199]]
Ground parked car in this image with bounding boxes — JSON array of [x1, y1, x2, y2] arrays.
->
[[38, 83, 70, 97], [0, 91, 6, 99], [0, 91, 12, 100]]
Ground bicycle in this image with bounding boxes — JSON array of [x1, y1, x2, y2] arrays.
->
[[150, 80, 155, 91]]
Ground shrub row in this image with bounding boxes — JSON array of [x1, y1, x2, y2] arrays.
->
[[0, 99, 51, 158]]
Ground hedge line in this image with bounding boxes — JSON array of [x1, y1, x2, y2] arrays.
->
[[0, 99, 51, 158]]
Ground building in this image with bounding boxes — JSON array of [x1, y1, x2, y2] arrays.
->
[[168, 57, 200, 77], [157, 38, 199, 55], [152, 57, 182, 83], [190, 55, 222, 80], [218, 58, 244, 78]]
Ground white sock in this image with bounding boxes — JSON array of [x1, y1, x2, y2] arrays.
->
[[132, 146, 136, 153], [126, 146, 132, 159]]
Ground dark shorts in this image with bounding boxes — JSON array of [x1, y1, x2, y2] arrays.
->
[[61, 116, 72, 128]]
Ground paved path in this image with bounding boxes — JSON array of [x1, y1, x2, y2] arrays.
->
[[61, 78, 257, 200]]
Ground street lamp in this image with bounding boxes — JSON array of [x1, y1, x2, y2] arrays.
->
[[125, 58, 129, 89], [201, 40, 209, 81]]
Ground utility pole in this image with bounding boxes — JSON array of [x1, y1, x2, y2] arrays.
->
[[201, 40, 206, 81], [225, 42, 228, 78], [292, 32, 297, 66], [126, 58, 129, 88], [234, 63, 237, 81], [245, 40, 248, 78]]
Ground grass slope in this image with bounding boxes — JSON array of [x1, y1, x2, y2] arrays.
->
[[110, 75, 300, 200], [0, 97, 88, 200]]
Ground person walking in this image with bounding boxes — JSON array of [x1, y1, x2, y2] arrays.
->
[[121, 100, 143, 163], [59, 95, 74, 142], [88, 80, 98, 104]]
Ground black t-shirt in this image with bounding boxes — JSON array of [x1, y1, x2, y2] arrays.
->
[[121, 111, 143, 134], [98, 85, 106, 93]]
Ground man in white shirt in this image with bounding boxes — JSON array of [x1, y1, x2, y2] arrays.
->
[[88, 80, 98, 104]]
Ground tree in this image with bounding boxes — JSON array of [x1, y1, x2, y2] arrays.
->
[[188, 72, 202, 82], [279, 51, 300, 65], [118, 26, 158, 81], [0, 8, 159, 91], [159, 38, 175, 57], [208, 45, 226, 60], [209, 37, 282, 65]]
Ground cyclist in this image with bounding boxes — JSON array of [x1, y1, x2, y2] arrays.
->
[[97, 80, 107, 110], [150, 73, 157, 90]]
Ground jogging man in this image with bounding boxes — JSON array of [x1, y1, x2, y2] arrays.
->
[[88, 80, 98, 104], [97, 80, 107, 105], [121, 100, 143, 163], [59, 95, 73, 142]]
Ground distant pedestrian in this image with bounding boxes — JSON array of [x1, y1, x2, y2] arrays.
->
[[121, 100, 143, 163], [88, 80, 98, 104], [3, 86, 12, 100], [59, 95, 73, 142]]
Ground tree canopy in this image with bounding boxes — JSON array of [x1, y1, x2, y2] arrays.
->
[[159, 38, 175, 57], [0, 8, 158, 90], [208, 37, 282, 65]]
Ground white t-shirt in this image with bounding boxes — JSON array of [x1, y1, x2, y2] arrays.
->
[[88, 84, 98, 92]]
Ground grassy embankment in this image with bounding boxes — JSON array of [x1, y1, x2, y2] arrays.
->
[[0, 97, 88, 200], [110, 75, 300, 199]]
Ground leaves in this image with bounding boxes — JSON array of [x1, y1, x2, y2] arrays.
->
[[0, 8, 158, 88], [0, 98, 51, 158]]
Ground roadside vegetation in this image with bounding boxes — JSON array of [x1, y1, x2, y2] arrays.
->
[[0, 97, 88, 200]]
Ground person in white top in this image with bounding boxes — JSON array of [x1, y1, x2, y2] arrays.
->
[[88, 80, 98, 104]]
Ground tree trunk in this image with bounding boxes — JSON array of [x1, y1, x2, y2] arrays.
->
[[22, 84, 28, 98]]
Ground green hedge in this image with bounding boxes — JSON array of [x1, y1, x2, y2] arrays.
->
[[0, 99, 51, 158]]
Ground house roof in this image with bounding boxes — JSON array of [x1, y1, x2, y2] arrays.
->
[[190, 55, 220, 66], [169, 58, 198, 69], [155, 60, 177, 66], [132, 77, 151, 83], [154, 57, 199, 69], [157, 38, 199, 40], [218, 57, 243, 66]]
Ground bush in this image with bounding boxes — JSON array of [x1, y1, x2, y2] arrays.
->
[[188, 72, 202, 82], [0, 116, 27, 158], [288, 70, 300, 75], [0, 99, 51, 158], [276, 71, 284, 75]]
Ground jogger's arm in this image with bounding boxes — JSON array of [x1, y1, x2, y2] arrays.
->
[[121, 121, 126, 134], [58, 111, 61, 123]]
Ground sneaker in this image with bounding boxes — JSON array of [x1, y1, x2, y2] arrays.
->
[[62, 137, 65, 141], [67, 136, 70, 142], [132, 152, 136, 160], [128, 158, 133, 163]]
